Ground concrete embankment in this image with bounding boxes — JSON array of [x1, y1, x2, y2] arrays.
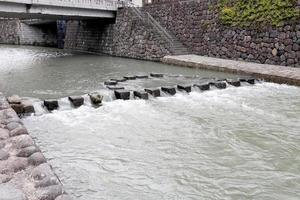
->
[[162, 55, 300, 86], [0, 93, 71, 200]]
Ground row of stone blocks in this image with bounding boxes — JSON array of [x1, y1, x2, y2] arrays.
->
[[0, 93, 72, 200], [112, 78, 256, 100]]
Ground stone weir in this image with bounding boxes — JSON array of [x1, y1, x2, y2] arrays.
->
[[0, 93, 72, 200]]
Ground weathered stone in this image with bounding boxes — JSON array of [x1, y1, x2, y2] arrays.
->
[[124, 75, 136, 80], [104, 80, 117, 85], [10, 104, 24, 114], [194, 83, 210, 91], [0, 150, 9, 160], [0, 128, 9, 140], [177, 85, 192, 93], [107, 86, 125, 90], [17, 145, 40, 157], [44, 100, 59, 111], [271, 48, 278, 56], [211, 81, 227, 89], [145, 88, 161, 97], [0, 141, 5, 149], [55, 194, 72, 200], [6, 122, 22, 131], [89, 93, 103, 105], [5, 157, 28, 173], [161, 87, 176, 95], [150, 73, 164, 78], [9, 127, 28, 137], [111, 78, 126, 82], [32, 163, 55, 181], [136, 74, 149, 79], [0, 183, 26, 200], [227, 79, 241, 87], [22, 100, 35, 114], [114, 90, 130, 100], [11, 135, 34, 149], [68, 96, 84, 108], [37, 185, 64, 200], [7, 95, 21, 104], [35, 176, 59, 188], [28, 152, 46, 166], [133, 91, 149, 100]]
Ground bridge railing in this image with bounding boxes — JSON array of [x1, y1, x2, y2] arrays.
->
[[0, 0, 119, 10]]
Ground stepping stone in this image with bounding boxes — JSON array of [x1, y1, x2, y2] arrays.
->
[[145, 88, 161, 97], [107, 86, 125, 90], [104, 80, 117, 86], [161, 87, 176, 95], [111, 78, 126, 82], [11, 104, 24, 114], [136, 74, 149, 79], [150, 73, 164, 78], [134, 91, 149, 100], [211, 81, 227, 89], [22, 100, 35, 114], [227, 79, 241, 87], [177, 85, 192, 93], [194, 83, 210, 91], [89, 93, 103, 106], [7, 95, 21, 104], [68, 96, 84, 108], [124, 75, 136, 80], [114, 90, 130, 100], [44, 100, 58, 111], [240, 78, 256, 84]]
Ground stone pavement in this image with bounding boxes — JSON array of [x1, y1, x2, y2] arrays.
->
[[0, 93, 71, 200], [162, 55, 300, 86]]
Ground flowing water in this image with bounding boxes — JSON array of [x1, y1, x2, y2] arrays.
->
[[1, 45, 300, 200]]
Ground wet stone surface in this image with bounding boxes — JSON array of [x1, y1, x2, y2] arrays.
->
[[0, 92, 71, 200]]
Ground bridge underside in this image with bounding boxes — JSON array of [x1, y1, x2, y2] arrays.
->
[[0, 2, 116, 19]]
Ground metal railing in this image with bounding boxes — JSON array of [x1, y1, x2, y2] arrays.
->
[[121, 0, 174, 48]]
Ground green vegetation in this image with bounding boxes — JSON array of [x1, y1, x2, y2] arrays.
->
[[218, 0, 300, 27]]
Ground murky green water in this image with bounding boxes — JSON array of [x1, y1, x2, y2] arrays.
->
[[1, 45, 300, 200]]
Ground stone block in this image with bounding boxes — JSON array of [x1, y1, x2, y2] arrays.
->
[[107, 86, 125, 90], [11, 104, 24, 114], [194, 83, 210, 91], [177, 85, 192, 93], [111, 78, 126, 82], [211, 81, 227, 89], [89, 93, 103, 106], [68, 96, 84, 108], [227, 79, 241, 87], [145, 88, 161, 97], [150, 73, 164, 78], [28, 152, 46, 166], [7, 95, 21, 104], [44, 100, 58, 111], [114, 90, 130, 100], [22, 100, 35, 114], [133, 91, 149, 100], [161, 87, 176, 95], [136, 74, 149, 79], [124, 75, 136, 80], [104, 80, 117, 86]]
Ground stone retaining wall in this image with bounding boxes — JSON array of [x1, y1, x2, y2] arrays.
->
[[144, 0, 300, 67], [0, 92, 71, 200], [64, 8, 171, 61], [0, 19, 58, 47]]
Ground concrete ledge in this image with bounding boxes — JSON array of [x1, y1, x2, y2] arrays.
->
[[0, 92, 71, 200], [162, 55, 300, 86]]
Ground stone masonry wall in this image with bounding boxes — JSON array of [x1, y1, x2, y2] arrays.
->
[[144, 0, 300, 67], [64, 8, 171, 61], [0, 19, 20, 45], [0, 19, 58, 47], [0, 93, 71, 200]]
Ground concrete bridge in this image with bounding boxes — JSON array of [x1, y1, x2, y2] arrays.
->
[[0, 0, 119, 19]]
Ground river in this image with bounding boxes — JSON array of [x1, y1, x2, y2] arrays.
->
[[1, 45, 300, 200]]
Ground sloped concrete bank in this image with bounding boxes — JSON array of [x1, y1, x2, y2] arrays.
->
[[0, 92, 71, 200], [162, 55, 300, 86]]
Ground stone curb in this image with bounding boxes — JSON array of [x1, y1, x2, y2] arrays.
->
[[161, 55, 300, 86], [0, 92, 72, 200]]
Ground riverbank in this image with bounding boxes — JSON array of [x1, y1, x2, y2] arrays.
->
[[162, 55, 300, 86], [0, 92, 71, 200]]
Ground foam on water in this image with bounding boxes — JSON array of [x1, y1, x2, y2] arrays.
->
[[23, 82, 300, 200]]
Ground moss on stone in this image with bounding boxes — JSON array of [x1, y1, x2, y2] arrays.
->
[[218, 0, 300, 27]]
